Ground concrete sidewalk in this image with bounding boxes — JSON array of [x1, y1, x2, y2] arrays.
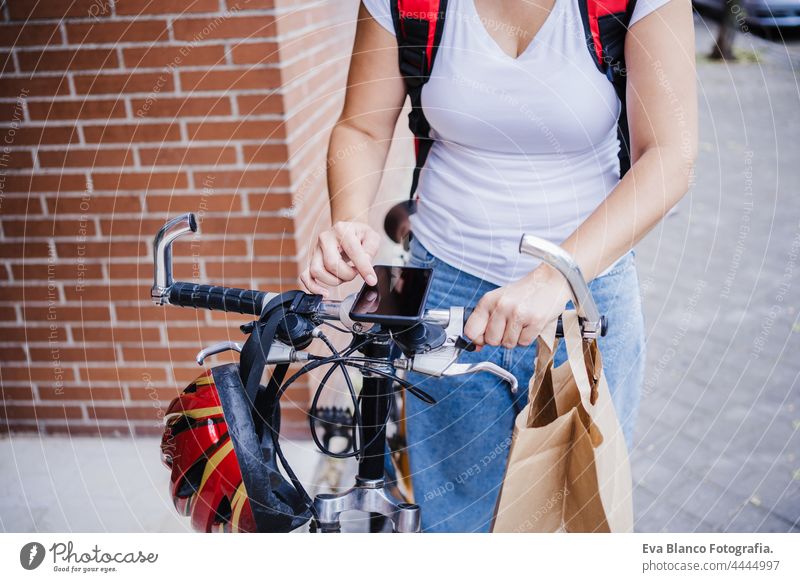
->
[[629, 17, 800, 532], [1, 16, 798, 533]]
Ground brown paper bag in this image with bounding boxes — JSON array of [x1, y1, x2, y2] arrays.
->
[[492, 310, 633, 532]]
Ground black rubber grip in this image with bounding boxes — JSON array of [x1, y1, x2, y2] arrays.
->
[[168, 282, 268, 315]]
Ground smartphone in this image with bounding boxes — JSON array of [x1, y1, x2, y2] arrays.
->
[[349, 265, 433, 326]]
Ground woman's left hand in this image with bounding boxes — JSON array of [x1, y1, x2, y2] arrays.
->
[[464, 265, 573, 349]]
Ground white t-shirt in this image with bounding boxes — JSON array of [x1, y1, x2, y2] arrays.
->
[[363, 0, 672, 285]]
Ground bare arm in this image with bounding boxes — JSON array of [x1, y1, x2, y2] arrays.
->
[[559, 0, 698, 280], [466, 0, 698, 347], [300, 3, 406, 296]]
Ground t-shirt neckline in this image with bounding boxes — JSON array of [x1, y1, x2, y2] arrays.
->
[[466, 0, 563, 61]]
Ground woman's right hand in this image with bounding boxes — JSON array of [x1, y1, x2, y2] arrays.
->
[[299, 221, 380, 297]]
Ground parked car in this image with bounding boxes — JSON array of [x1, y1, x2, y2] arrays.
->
[[693, 0, 800, 28]]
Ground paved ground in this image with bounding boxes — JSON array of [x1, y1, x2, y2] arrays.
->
[[630, 16, 800, 532], [1, 15, 798, 533]]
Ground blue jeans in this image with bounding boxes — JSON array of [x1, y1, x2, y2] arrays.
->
[[404, 237, 646, 532]]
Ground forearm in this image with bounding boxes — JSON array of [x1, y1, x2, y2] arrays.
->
[[326, 119, 392, 224], [558, 146, 695, 282]]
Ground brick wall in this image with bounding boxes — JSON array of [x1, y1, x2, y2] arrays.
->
[[0, 0, 363, 437]]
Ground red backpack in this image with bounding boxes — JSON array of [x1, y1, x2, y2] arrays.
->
[[390, 0, 637, 201]]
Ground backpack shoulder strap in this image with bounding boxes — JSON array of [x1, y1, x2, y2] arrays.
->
[[578, 0, 638, 177], [391, 0, 449, 200]]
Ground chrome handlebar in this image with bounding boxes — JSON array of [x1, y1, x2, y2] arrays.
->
[[153, 214, 604, 395]]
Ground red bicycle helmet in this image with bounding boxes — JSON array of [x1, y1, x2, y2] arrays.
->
[[161, 368, 256, 533]]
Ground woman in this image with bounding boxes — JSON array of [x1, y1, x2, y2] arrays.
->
[[300, 0, 697, 532]]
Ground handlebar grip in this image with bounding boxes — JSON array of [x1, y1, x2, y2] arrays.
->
[[168, 282, 268, 315]]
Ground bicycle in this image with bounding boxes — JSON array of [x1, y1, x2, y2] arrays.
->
[[151, 213, 605, 532]]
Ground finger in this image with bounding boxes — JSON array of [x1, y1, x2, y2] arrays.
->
[[464, 302, 491, 344], [308, 252, 340, 288], [502, 315, 524, 349], [340, 231, 377, 285], [319, 231, 358, 281], [483, 310, 507, 347], [361, 227, 381, 259], [518, 324, 538, 347], [300, 269, 329, 296]]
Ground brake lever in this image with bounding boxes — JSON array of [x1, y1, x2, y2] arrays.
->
[[195, 340, 308, 366], [441, 362, 518, 394], [196, 341, 242, 365]]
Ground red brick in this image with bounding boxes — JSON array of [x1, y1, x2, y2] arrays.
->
[[122, 345, 211, 364], [39, 384, 125, 402], [0, 326, 65, 343], [0, 24, 62, 48], [81, 366, 167, 383], [56, 241, 147, 258], [100, 217, 184, 236], [236, 93, 284, 115], [73, 72, 174, 95], [65, 282, 147, 301], [187, 120, 284, 141], [252, 237, 296, 255], [108, 259, 199, 280], [0, 242, 51, 258], [0, 306, 18, 321], [0, 196, 43, 215], [2, 173, 88, 193], [3, 405, 84, 421], [9, 0, 113, 20], [123, 44, 226, 68], [3, 218, 95, 238], [66, 21, 169, 45], [0, 386, 34, 400], [82, 123, 181, 144], [88, 405, 166, 421], [27, 99, 126, 121], [1, 124, 79, 145], [71, 325, 161, 343], [29, 346, 118, 363], [38, 148, 134, 168], [45, 424, 134, 437], [116, 0, 219, 15], [230, 42, 280, 64], [1, 51, 14, 75], [0, 347, 28, 361], [164, 325, 242, 344], [172, 15, 276, 41], [246, 192, 292, 211], [0, 150, 34, 169], [199, 216, 294, 236], [48, 195, 142, 214], [145, 193, 243, 213], [130, 95, 231, 119], [229, 0, 274, 9], [22, 305, 111, 322], [180, 68, 280, 92], [0, 284, 60, 302], [192, 169, 290, 189], [116, 304, 205, 323], [0, 100, 25, 121], [0, 76, 70, 98], [139, 146, 237, 166], [12, 261, 101, 280], [91, 171, 188, 191], [2, 366, 75, 382], [242, 143, 288, 164], [205, 259, 291, 279], [17, 49, 119, 72]]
